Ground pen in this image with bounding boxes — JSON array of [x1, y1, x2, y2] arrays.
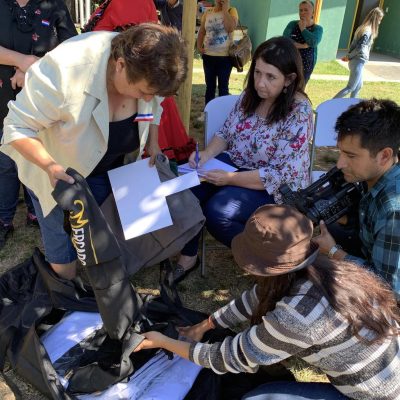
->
[[195, 141, 200, 169]]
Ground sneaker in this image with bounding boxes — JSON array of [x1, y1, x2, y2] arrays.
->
[[0, 223, 14, 251], [26, 212, 39, 227]]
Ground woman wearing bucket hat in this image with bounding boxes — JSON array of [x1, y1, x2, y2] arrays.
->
[[135, 204, 400, 399]]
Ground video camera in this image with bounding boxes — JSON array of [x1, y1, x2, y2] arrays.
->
[[279, 167, 364, 226]]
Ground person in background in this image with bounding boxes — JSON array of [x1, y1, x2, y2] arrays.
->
[[0, 0, 77, 250], [172, 36, 313, 284], [82, 0, 158, 32], [135, 204, 400, 400], [283, 0, 323, 84], [1, 24, 187, 280], [313, 98, 400, 302], [154, 0, 183, 32], [333, 7, 384, 99], [197, 0, 238, 106]]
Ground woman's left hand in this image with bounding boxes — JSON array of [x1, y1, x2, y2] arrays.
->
[[147, 140, 162, 166], [134, 331, 168, 352], [204, 169, 233, 186]]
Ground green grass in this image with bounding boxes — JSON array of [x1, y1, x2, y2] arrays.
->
[[193, 58, 349, 76], [312, 60, 349, 75], [307, 80, 400, 106]]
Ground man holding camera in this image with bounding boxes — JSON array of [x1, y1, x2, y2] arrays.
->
[[313, 98, 400, 300]]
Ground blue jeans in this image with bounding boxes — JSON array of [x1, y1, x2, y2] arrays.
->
[[202, 54, 233, 105], [0, 131, 35, 225], [242, 382, 349, 400], [28, 174, 112, 264], [333, 58, 365, 99], [181, 153, 275, 255]]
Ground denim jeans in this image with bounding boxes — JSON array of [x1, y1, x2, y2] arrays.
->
[[27, 173, 112, 264], [0, 130, 35, 225], [202, 54, 233, 105], [333, 58, 366, 99], [181, 153, 275, 255], [242, 382, 349, 400]]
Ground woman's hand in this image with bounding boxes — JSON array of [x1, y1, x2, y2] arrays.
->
[[146, 125, 162, 166], [341, 56, 349, 62], [178, 320, 210, 342], [188, 150, 210, 169], [146, 140, 162, 166], [134, 331, 167, 352], [204, 169, 234, 186], [46, 163, 75, 188], [298, 18, 307, 31], [10, 68, 25, 89]]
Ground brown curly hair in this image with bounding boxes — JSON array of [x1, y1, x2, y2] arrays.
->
[[110, 23, 188, 97]]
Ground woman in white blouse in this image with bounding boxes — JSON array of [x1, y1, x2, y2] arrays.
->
[[172, 36, 313, 284]]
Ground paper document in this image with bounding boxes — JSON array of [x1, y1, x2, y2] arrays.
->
[[178, 157, 237, 177], [108, 159, 200, 240]]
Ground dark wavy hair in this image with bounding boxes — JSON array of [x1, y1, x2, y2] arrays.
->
[[241, 36, 308, 124], [110, 23, 188, 97], [251, 256, 400, 344], [336, 98, 400, 157]]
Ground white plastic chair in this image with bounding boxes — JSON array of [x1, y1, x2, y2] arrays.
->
[[200, 95, 240, 276], [310, 98, 362, 182]]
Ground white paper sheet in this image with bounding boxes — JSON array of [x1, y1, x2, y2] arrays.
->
[[178, 157, 238, 177], [41, 311, 202, 400], [108, 159, 200, 240]]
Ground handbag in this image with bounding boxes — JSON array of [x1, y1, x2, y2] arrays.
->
[[229, 21, 252, 73]]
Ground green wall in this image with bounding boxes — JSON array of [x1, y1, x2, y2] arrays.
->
[[318, 0, 347, 60], [230, 0, 269, 49], [374, 0, 400, 58], [231, 0, 348, 61], [338, 0, 357, 49]]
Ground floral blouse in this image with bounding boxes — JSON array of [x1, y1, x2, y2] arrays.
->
[[215, 94, 313, 203]]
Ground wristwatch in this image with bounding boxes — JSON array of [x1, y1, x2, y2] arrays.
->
[[327, 244, 342, 259]]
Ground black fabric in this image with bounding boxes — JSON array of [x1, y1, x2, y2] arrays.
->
[[154, 0, 183, 31], [89, 113, 139, 176], [0, 249, 96, 399], [0, 0, 77, 129], [0, 156, 205, 398]]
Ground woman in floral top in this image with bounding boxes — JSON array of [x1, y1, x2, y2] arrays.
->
[[172, 36, 313, 283]]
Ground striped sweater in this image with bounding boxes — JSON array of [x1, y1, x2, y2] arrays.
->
[[189, 280, 400, 400]]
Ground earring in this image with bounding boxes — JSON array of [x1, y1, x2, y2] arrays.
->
[[283, 87, 288, 94]]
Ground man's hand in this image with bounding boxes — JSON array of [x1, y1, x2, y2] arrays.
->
[[341, 56, 349, 62], [46, 163, 75, 188], [312, 220, 337, 255], [10, 68, 25, 89], [204, 169, 233, 186]]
